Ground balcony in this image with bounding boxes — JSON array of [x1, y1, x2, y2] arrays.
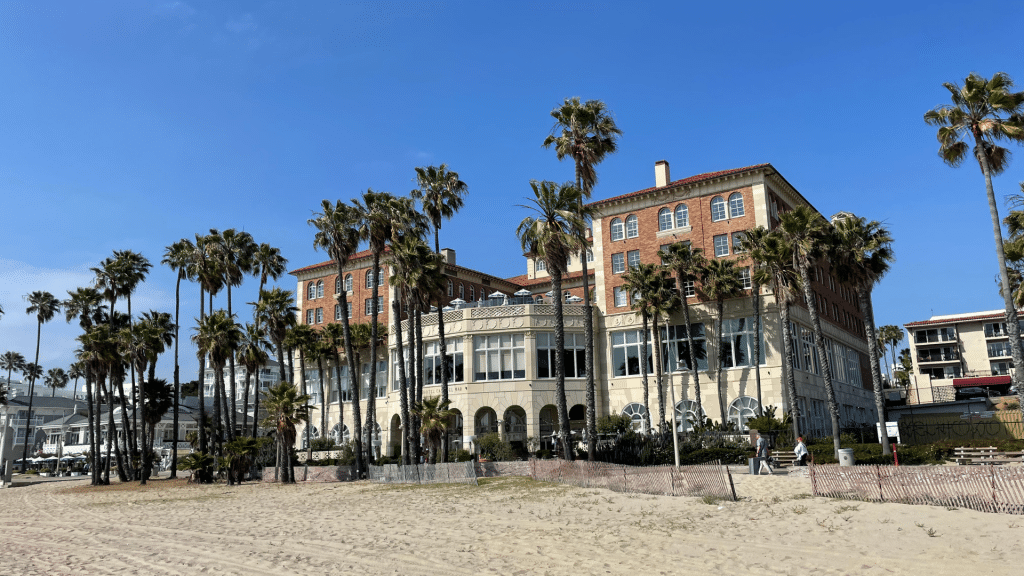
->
[[403, 303, 587, 332], [917, 351, 960, 364]]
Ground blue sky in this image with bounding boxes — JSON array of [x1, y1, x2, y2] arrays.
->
[[2, 1, 1023, 389]]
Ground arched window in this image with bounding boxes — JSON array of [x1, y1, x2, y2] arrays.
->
[[376, 268, 384, 286], [710, 196, 727, 221], [330, 423, 350, 444], [675, 204, 689, 228], [729, 192, 745, 218], [459, 283, 465, 299], [625, 215, 638, 238], [365, 269, 374, 289], [335, 277, 341, 294], [316, 280, 324, 298], [658, 208, 673, 231], [448, 280, 453, 297], [674, 400, 706, 432], [729, 396, 760, 431], [344, 274, 353, 292], [621, 403, 649, 433], [610, 218, 624, 241], [307, 282, 315, 300], [301, 426, 320, 448], [536, 259, 547, 272]]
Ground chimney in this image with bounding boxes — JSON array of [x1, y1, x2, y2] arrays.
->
[[440, 248, 456, 266], [655, 160, 670, 188]]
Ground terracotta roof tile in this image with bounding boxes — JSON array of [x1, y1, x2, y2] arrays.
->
[[904, 310, 1023, 328], [505, 270, 594, 288], [587, 163, 772, 208]]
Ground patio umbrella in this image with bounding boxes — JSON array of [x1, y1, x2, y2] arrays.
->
[[449, 298, 467, 308], [488, 291, 505, 299], [567, 296, 583, 303], [514, 289, 532, 297]]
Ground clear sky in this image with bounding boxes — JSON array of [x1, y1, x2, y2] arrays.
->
[[2, 1, 1023, 390]]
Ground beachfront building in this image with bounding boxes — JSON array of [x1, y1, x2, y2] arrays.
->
[[288, 161, 879, 456], [203, 359, 281, 419], [2, 396, 88, 466], [903, 310, 1021, 404]]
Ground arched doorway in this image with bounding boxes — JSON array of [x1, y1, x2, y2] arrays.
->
[[447, 409, 463, 453], [569, 404, 586, 440], [389, 414, 402, 457], [301, 426, 320, 449], [475, 407, 498, 436], [538, 404, 558, 450], [503, 406, 527, 445]]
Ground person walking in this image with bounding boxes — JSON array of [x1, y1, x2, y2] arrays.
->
[[794, 436, 809, 466], [755, 433, 773, 474]]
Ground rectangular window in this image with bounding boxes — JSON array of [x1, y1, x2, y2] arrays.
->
[[586, 249, 594, 262], [360, 361, 387, 399], [683, 280, 695, 298], [537, 332, 586, 378], [984, 322, 1008, 338], [613, 286, 627, 307], [921, 365, 961, 380], [916, 327, 956, 342], [626, 250, 640, 270], [335, 303, 352, 320], [991, 360, 1014, 375], [335, 365, 351, 402], [739, 267, 751, 290], [611, 253, 625, 274], [660, 323, 707, 372], [315, 308, 323, 323], [732, 232, 746, 253], [611, 330, 654, 377], [306, 309, 314, 324], [713, 234, 729, 257], [719, 317, 764, 369], [365, 297, 383, 316], [988, 341, 1013, 357], [422, 339, 464, 385], [473, 334, 526, 381]]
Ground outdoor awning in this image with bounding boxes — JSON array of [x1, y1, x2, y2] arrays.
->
[[952, 375, 1012, 388]]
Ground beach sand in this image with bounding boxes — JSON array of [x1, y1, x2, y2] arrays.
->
[[1, 468, 1021, 575]]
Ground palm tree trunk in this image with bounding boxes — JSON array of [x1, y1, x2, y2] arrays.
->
[[715, 298, 727, 425], [113, 370, 133, 481], [19, 320, 42, 474], [414, 305, 425, 464], [127, 295, 140, 466], [752, 285, 763, 416], [796, 252, 841, 456], [778, 294, 801, 442], [242, 374, 251, 438], [394, 297, 410, 465], [331, 348, 344, 449], [652, 314, 666, 430], [367, 254, 382, 466], [407, 298, 420, 464], [198, 287, 208, 454], [575, 163, 598, 462], [678, 279, 704, 425], [640, 314, 651, 433], [227, 285, 238, 439], [859, 286, 892, 456], [103, 378, 115, 485], [84, 371, 96, 485], [434, 230, 450, 464], [171, 274, 181, 477], [976, 144, 1024, 419], [552, 268, 574, 460], [334, 284, 363, 478], [219, 362, 232, 443], [317, 357, 327, 442]]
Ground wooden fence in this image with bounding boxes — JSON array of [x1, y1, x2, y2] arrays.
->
[[810, 464, 1024, 514], [530, 459, 736, 501], [367, 461, 478, 486]]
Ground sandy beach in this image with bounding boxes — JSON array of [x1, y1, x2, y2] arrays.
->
[[1, 468, 1021, 575]]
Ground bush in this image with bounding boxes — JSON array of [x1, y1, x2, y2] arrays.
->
[[449, 449, 473, 462], [597, 414, 632, 435], [478, 433, 518, 461], [745, 406, 790, 434], [309, 437, 338, 452], [534, 449, 552, 459], [807, 442, 946, 465]]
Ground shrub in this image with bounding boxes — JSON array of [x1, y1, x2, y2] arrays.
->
[[745, 406, 790, 434], [309, 437, 338, 452], [597, 414, 632, 435], [478, 433, 518, 461]]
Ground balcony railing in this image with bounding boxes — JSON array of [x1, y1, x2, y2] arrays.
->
[[405, 303, 586, 331], [918, 352, 959, 363]]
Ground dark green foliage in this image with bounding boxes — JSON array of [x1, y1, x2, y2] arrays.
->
[[745, 405, 790, 433], [597, 414, 632, 434], [448, 449, 473, 462], [309, 437, 338, 451], [177, 451, 215, 483], [477, 432, 518, 461]]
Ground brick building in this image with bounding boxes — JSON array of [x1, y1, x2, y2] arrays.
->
[[288, 161, 878, 456]]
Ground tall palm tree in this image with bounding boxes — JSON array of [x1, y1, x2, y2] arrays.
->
[[543, 97, 622, 460], [352, 190, 408, 466], [321, 322, 347, 447], [192, 309, 243, 456], [21, 291, 60, 468], [44, 367, 68, 397], [749, 231, 802, 442], [137, 310, 175, 481], [192, 233, 225, 454], [261, 381, 309, 483], [621, 264, 657, 432], [875, 325, 903, 385], [1, 351, 26, 395], [412, 164, 467, 463], [832, 215, 895, 456], [700, 259, 744, 425], [779, 205, 842, 455], [210, 228, 257, 437], [309, 199, 365, 475], [162, 238, 195, 476], [77, 324, 120, 485], [412, 395, 456, 465], [516, 180, 590, 460], [925, 72, 1024, 401], [283, 323, 316, 451], [739, 227, 772, 416], [251, 287, 298, 428], [309, 337, 333, 450], [659, 243, 709, 427], [114, 250, 152, 445], [67, 362, 84, 400], [236, 322, 271, 437]]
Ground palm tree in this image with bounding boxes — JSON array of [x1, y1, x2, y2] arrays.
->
[[659, 243, 709, 427], [620, 264, 657, 432], [192, 233, 225, 454], [114, 250, 152, 445], [875, 325, 903, 385], [321, 322, 347, 447], [77, 324, 120, 484], [209, 228, 257, 437], [700, 259, 744, 425], [309, 336, 334, 451], [779, 205, 842, 455], [925, 72, 1024, 398], [412, 164, 467, 463], [21, 291, 60, 468], [192, 309, 243, 456], [141, 377, 173, 480], [251, 287, 298, 443], [1, 351, 26, 395], [412, 395, 456, 464], [236, 322, 271, 437], [137, 310, 175, 481], [516, 180, 590, 460], [543, 97, 622, 460], [261, 381, 309, 483], [44, 367, 68, 397], [162, 238, 194, 476], [739, 227, 772, 416], [67, 361, 85, 400], [749, 231, 802, 442], [832, 215, 895, 456], [352, 190, 408, 465], [283, 323, 316, 452], [410, 248, 446, 464], [309, 199, 365, 475]]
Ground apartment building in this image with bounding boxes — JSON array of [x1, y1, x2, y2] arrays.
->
[[288, 161, 879, 456]]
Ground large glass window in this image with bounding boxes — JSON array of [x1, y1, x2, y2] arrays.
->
[[739, 267, 751, 289], [992, 360, 1013, 375], [315, 308, 323, 324], [710, 196, 727, 221], [306, 309, 314, 324], [611, 253, 625, 274], [423, 339, 464, 385], [732, 232, 747, 253], [365, 296, 383, 316], [361, 361, 387, 399], [473, 334, 526, 380], [621, 403, 649, 432], [675, 204, 689, 228], [316, 280, 324, 298], [625, 215, 639, 238], [713, 234, 729, 257], [611, 330, 654, 377], [537, 332, 586, 378], [613, 286, 628, 307], [307, 282, 315, 300], [988, 341, 1013, 357], [658, 208, 673, 231], [345, 274, 353, 292], [674, 400, 705, 432], [728, 192, 745, 218], [610, 218, 624, 241], [920, 366, 960, 380], [335, 303, 352, 320], [627, 250, 640, 270], [984, 322, 1009, 337], [916, 327, 956, 342], [719, 317, 764, 368], [729, 396, 759, 430], [661, 323, 707, 372]]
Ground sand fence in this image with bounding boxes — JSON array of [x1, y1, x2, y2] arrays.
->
[[810, 463, 1024, 514], [530, 459, 737, 501]]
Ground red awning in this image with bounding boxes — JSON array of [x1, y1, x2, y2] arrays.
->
[[952, 375, 1012, 388]]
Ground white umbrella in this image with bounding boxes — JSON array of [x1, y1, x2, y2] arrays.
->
[[442, 306, 454, 311], [449, 298, 467, 307], [488, 291, 505, 299], [514, 289, 532, 297], [567, 296, 583, 303], [545, 290, 554, 297]]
